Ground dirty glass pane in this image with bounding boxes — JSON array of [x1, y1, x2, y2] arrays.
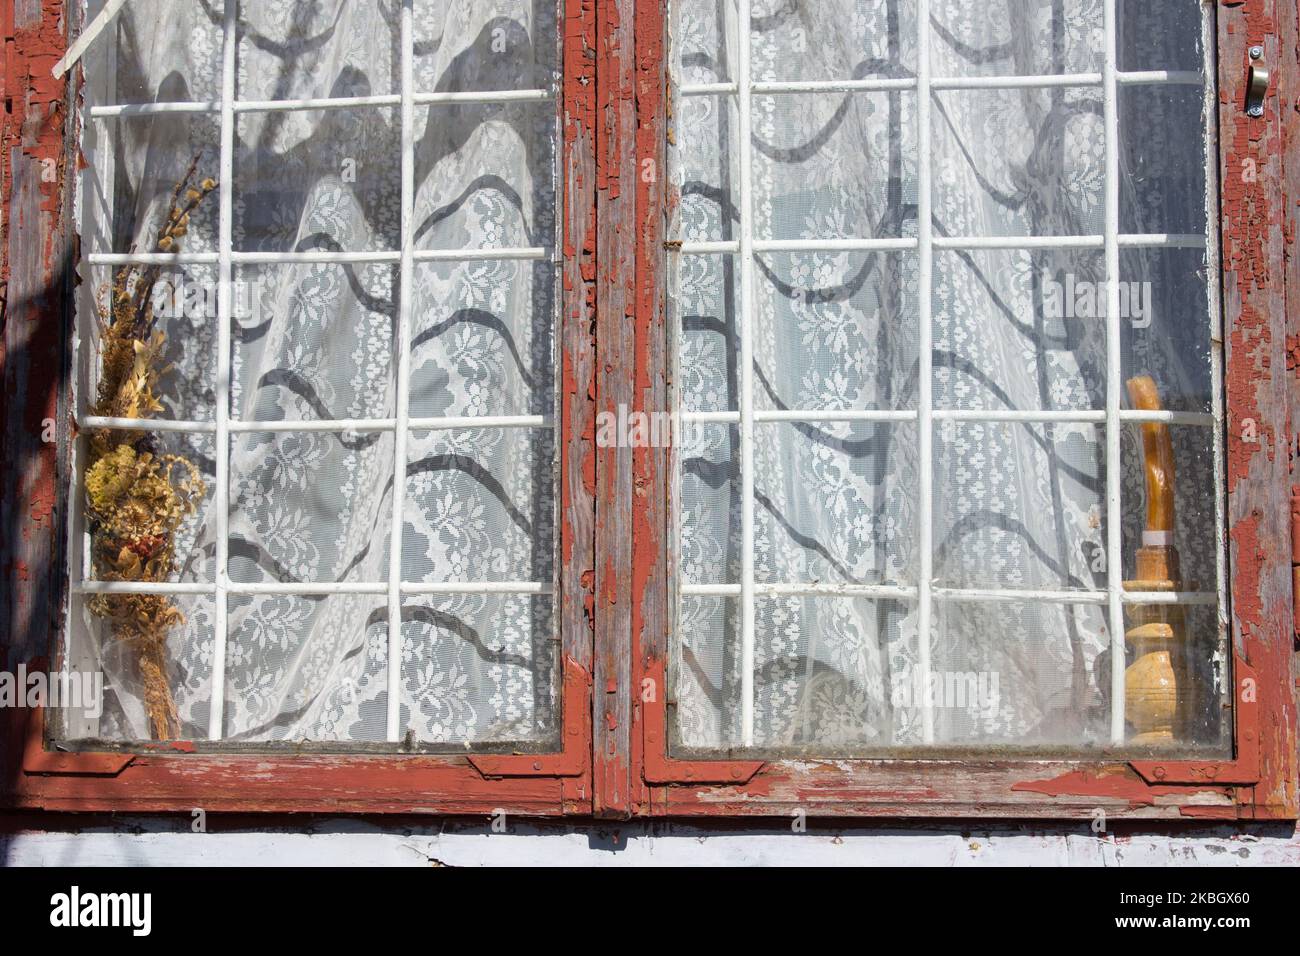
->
[[65, 0, 560, 748], [669, 0, 1226, 755]]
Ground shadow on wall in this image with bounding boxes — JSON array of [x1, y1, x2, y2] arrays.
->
[[0, 242, 74, 859]]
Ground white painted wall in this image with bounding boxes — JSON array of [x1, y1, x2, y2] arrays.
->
[[4, 821, 1298, 866]]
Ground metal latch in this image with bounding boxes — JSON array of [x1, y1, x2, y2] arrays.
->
[[1246, 45, 1269, 117]]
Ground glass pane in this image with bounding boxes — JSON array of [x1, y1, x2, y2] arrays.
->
[[66, 0, 560, 748], [669, 0, 1225, 756]]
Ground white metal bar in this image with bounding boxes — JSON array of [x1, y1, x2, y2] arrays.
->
[[233, 250, 400, 265], [932, 587, 1104, 605], [1200, 2, 1230, 679], [933, 588, 1218, 606], [935, 234, 1205, 250], [400, 582, 553, 596], [934, 235, 1101, 250], [409, 414, 551, 431], [1116, 70, 1202, 86], [73, 580, 551, 596], [930, 409, 1216, 426], [386, 1, 417, 742], [412, 247, 549, 262], [931, 73, 1101, 90], [53, 0, 129, 79], [752, 78, 915, 94], [737, 0, 757, 747], [79, 414, 554, 434], [77, 579, 1213, 605], [1121, 591, 1219, 606], [675, 234, 1204, 255], [1120, 410, 1216, 426], [916, 0, 936, 744], [415, 89, 552, 105], [75, 581, 218, 596], [676, 240, 742, 255], [679, 82, 736, 96], [90, 89, 553, 119], [1103, 0, 1125, 745], [223, 582, 388, 596], [207, 0, 238, 742], [1115, 233, 1205, 248], [678, 70, 1202, 98], [229, 418, 395, 433], [88, 247, 550, 266], [81, 416, 218, 433], [92, 71, 1202, 119], [683, 583, 918, 600], [90, 102, 222, 118], [88, 252, 221, 266], [86, 408, 1209, 435], [682, 409, 917, 425], [754, 237, 916, 253], [238, 94, 400, 112]]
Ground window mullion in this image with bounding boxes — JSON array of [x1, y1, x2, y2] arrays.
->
[[207, 0, 239, 742], [1103, 0, 1126, 745], [385, 0, 417, 743]]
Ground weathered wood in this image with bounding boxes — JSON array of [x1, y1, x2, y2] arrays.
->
[[1279, 0, 1300, 647], [627, 0, 669, 813], [631, 0, 1300, 820], [4, 0, 1296, 823], [1, 0, 73, 797], [5, 0, 593, 818], [591, 0, 636, 818], [1215, 0, 1299, 819]]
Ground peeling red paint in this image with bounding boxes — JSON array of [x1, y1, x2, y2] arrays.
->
[[1214, 0, 1299, 821], [3, 0, 1296, 823], [1013, 765, 1217, 808]]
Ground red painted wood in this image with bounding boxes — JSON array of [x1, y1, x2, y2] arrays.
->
[[467, 657, 591, 777], [591, 0, 636, 818], [4, 0, 1296, 821], [1, 0, 76, 806], [2, 0, 598, 818], [1212, 0, 1299, 820]]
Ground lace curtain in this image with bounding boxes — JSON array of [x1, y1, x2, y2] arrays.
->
[[671, 0, 1224, 750], [74, 0, 558, 744], [70, 0, 1224, 754]]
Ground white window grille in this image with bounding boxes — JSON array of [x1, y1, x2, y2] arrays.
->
[[67, 0, 561, 747], [669, 0, 1225, 751]]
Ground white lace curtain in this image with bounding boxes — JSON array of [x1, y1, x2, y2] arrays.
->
[[75, 0, 559, 744], [72, 0, 1223, 754], [670, 0, 1223, 750]]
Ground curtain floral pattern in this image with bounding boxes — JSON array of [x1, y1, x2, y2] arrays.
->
[[671, 0, 1223, 751], [74, 0, 558, 744]]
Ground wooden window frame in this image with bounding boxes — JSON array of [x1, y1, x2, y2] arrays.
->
[[2, 0, 598, 817], [2, 0, 1296, 820], [617, 0, 1300, 821]]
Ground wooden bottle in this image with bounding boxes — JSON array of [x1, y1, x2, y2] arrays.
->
[[1122, 375, 1185, 744]]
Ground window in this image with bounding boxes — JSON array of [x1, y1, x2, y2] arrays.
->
[[67, 0, 563, 750], [666, 1, 1224, 755], [6, 0, 1295, 819]]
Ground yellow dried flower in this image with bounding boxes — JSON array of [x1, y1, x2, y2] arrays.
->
[[84, 156, 214, 741]]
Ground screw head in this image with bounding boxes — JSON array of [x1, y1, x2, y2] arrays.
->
[[1249, 45, 1264, 60]]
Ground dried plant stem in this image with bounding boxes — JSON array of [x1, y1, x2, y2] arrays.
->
[[85, 157, 215, 740]]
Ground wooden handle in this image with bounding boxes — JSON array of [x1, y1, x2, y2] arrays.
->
[[1126, 375, 1176, 534]]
